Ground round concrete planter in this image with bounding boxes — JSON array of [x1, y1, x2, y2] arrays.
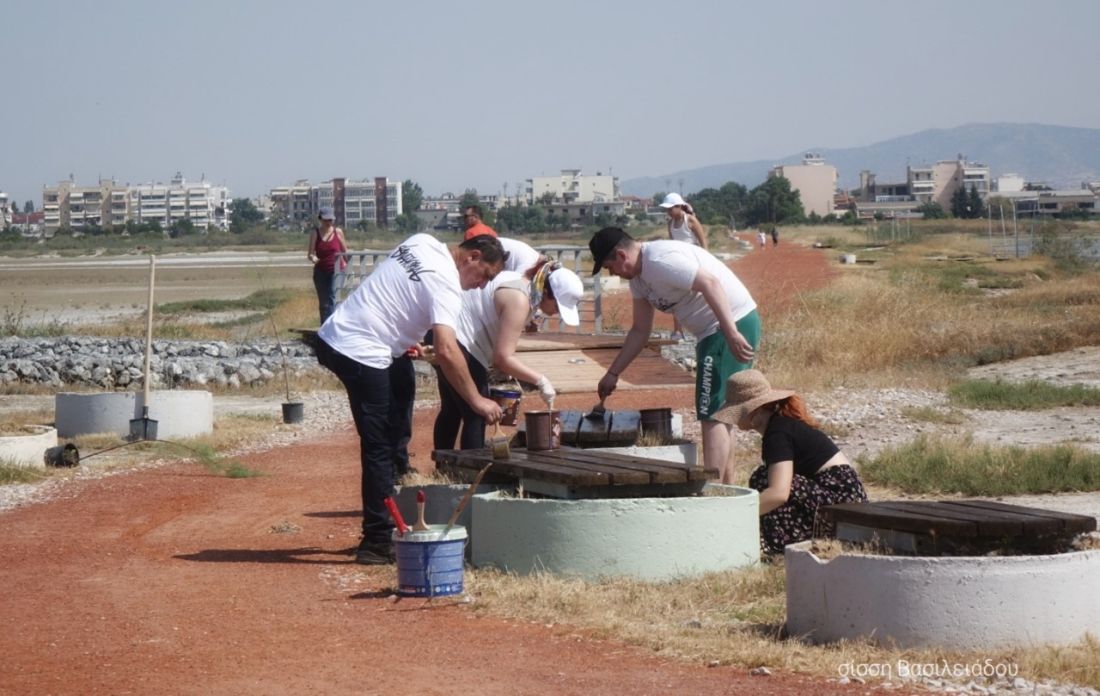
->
[[471, 484, 759, 581], [785, 541, 1100, 649], [55, 391, 213, 440], [0, 425, 57, 469]]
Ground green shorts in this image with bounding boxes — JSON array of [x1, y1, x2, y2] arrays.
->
[[695, 309, 761, 421]]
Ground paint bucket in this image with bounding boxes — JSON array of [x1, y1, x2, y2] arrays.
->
[[639, 408, 672, 440], [525, 410, 561, 451], [393, 524, 468, 597], [44, 443, 80, 468], [489, 387, 521, 426], [281, 401, 304, 424]]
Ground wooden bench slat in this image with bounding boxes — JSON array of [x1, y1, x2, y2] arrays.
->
[[876, 501, 1026, 537], [435, 449, 608, 486], [950, 500, 1097, 534], [821, 502, 977, 537], [515, 451, 652, 485]]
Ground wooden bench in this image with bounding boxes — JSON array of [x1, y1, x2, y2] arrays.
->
[[820, 500, 1097, 555], [433, 446, 717, 500]]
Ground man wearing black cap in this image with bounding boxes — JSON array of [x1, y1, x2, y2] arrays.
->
[[588, 227, 760, 484]]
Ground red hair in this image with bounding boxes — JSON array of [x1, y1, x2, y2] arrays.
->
[[773, 394, 818, 428]]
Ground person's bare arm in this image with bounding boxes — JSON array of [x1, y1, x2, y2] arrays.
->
[[306, 229, 318, 263], [491, 289, 542, 385], [759, 461, 793, 515], [597, 298, 654, 399], [688, 215, 708, 250], [432, 324, 502, 423]]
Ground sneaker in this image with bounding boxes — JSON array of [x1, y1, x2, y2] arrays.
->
[[670, 331, 684, 341], [355, 540, 395, 565]]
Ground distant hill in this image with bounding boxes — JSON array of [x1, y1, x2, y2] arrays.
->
[[621, 123, 1100, 197]]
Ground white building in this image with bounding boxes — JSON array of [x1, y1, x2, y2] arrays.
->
[[42, 173, 229, 232], [994, 174, 1026, 193], [0, 191, 10, 227], [526, 169, 619, 205], [770, 154, 838, 217]]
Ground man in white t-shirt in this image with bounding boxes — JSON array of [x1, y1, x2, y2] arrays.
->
[[498, 237, 543, 276], [315, 233, 505, 564], [587, 227, 760, 485]]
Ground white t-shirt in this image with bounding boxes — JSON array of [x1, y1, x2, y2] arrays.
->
[[318, 233, 462, 368], [499, 237, 541, 275], [455, 270, 528, 369], [629, 240, 756, 340]]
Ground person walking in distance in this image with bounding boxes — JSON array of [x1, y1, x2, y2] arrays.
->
[[307, 206, 348, 323], [588, 227, 760, 484], [315, 233, 505, 564]]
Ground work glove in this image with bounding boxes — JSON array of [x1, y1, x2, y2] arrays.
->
[[535, 375, 557, 408]]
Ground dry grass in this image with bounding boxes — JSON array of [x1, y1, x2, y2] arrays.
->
[[465, 564, 1100, 688], [757, 246, 1100, 390]]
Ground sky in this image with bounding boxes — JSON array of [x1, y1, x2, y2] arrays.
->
[[2, 0, 1098, 207]]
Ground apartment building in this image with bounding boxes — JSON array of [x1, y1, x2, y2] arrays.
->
[[931, 157, 990, 209], [1, 191, 10, 227], [42, 173, 229, 232], [770, 154, 838, 217], [271, 177, 403, 228], [526, 169, 619, 205]]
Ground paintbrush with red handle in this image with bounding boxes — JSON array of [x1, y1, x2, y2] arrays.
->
[[383, 496, 410, 536], [413, 489, 429, 531]]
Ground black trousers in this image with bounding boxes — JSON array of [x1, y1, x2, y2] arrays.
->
[[432, 345, 489, 451], [315, 339, 416, 544]]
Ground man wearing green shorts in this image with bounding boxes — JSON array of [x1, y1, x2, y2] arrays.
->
[[589, 227, 760, 484]]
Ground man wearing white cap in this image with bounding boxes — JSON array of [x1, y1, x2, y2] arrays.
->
[[433, 259, 584, 450], [588, 226, 759, 485]]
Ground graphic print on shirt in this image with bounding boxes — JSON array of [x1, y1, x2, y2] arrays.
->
[[390, 244, 435, 282]]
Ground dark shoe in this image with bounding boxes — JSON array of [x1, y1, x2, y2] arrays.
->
[[355, 540, 395, 565]]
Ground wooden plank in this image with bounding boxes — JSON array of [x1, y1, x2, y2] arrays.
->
[[528, 449, 686, 485], [433, 449, 609, 486], [948, 500, 1096, 535], [555, 447, 711, 481], [516, 332, 675, 352], [821, 502, 977, 537], [515, 451, 652, 486], [516, 347, 693, 393], [877, 501, 1025, 537]]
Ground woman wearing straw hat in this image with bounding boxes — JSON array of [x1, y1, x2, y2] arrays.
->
[[713, 370, 868, 555]]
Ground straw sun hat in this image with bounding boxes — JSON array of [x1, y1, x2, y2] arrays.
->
[[712, 370, 795, 430]]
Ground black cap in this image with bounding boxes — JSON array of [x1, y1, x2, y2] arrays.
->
[[588, 227, 631, 275]]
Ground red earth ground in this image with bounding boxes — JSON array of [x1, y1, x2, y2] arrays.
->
[[0, 239, 881, 696]]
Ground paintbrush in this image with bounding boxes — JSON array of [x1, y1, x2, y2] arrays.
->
[[413, 489, 429, 531]]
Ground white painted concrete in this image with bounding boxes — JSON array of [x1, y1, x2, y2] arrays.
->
[[55, 391, 213, 439], [0, 425, 57, 468], [471, 484, 759, 580], [785, 541, 1100, 649]]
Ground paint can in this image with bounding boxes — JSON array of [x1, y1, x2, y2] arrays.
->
[[525, 410, 561, 451], [639, 407, 672, 440], [281, 401, 304, 424], [44, 443, 80, 468], [488, 387, 521, 426], [393, 524, 468, 597]]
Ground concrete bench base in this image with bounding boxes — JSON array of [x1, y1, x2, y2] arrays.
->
[[785, 541, 1100, 649], [0, 425, 57, 468], [55, 391, 213, 439]]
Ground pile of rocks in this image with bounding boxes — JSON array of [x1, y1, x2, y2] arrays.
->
[[0, 336, 322, 390]]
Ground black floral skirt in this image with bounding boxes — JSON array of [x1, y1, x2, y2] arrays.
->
[[749, 464, 868, 556]]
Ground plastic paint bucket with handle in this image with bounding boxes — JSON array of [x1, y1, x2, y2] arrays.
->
[[393, 524, 468, 597]]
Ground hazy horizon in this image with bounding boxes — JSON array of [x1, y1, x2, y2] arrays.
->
[[3, 0, 1098, 207]]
